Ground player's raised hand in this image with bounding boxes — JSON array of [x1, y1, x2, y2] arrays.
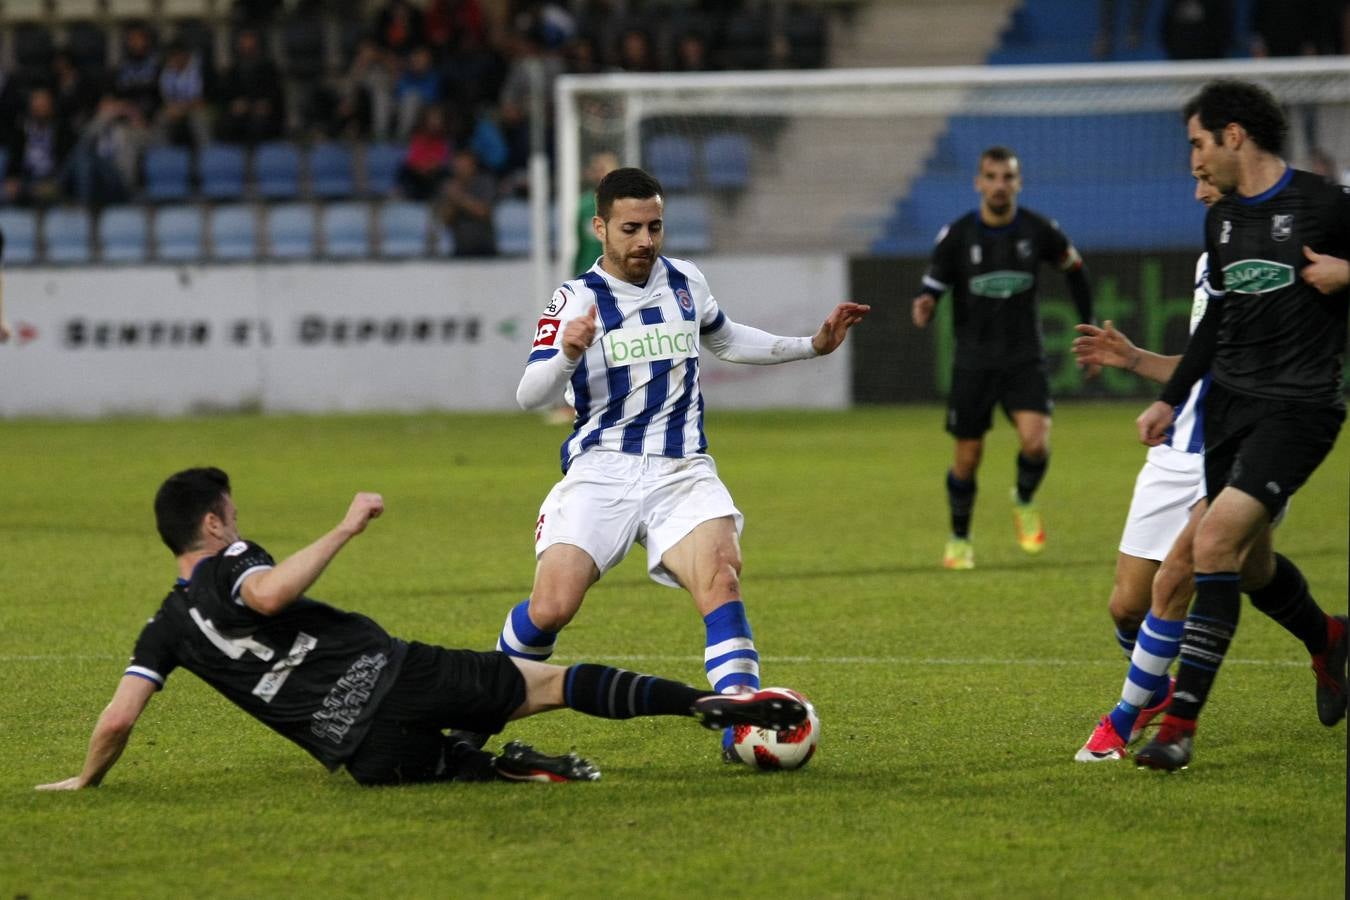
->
[[562, 304, 599, 360], [1072, 320, 1137, 370], [812, 302, 871, 355], [1136, 400, 1175, 447], [911, 294, 935, 328], [340, 492, 384, 537], [1300, 246, 1350, 295]]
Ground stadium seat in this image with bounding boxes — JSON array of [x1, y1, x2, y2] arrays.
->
[[209, 204, 257, 261], [377, 201, 430, 257], [321, 202, 371, 259], [0, 209, 39, 265], [702, 133, 751, 191], [661, 195, 712, 254], [200, 145, 247, 200], [364, 143, 404, 196], [309, 143, 356, 199], [144, 146, 193, 202], [494, 198, 532, 256], [97, 206, 149, 263], [255, 142, 303, 200], [154, 205, 204, 261], [43, 208, 94, 264], [266, 203, 316, 259], [644, 135, 696, 193]]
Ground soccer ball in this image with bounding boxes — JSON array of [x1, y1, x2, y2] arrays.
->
[[730, 687, 820, 771]]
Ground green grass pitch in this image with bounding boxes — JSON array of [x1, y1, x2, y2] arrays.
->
[[1, 404, 1345, 898]]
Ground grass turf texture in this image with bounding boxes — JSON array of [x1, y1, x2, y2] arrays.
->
[[1, 405, 1345, 899]]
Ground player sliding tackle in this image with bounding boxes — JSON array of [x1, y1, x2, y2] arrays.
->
[[37, 468, 809, 790]]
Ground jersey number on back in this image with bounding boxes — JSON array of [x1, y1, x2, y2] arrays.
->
[[190, 607, 318, 703]]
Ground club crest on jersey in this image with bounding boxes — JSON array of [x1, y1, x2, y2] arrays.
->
[[224, 541, 248, 557], [675, 288, 694, 314], [1016, 239, 1033, 259], [533, 317, 561, 347], [1270, 214, 1293, 242], [969, 245, 983, 265], [1222, 259, 1294, 294]]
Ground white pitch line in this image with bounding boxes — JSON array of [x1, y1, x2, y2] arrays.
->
[[0, 653, 1306, 668]]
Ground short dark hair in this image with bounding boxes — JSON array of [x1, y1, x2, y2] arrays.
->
[[1184, 79, 1287, 155], [979, 146, 1018, 168], [596, 167, 663, 220], [155, 467, 230, 555]]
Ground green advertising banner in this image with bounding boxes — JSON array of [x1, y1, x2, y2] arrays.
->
[[849, 251, 1216, 403]]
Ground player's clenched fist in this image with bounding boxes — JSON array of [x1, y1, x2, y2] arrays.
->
[[911, 294, 936, 328], [562, 304, 599, 360], [1135, 400, 1175, 448], [341, 492, 384, 536]]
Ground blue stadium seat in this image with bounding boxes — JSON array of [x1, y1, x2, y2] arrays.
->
[[200, 145, 247, 200], [364, 143, 404, 196], [645, 135, 695, 192], [661, 195, 711, 254], [154, 205, 204, 261], [255, 142, 303, 200], [98, 206, 149, 262], [144, 146, 193, 202], [266, 203, 316, 259], [43, 208, 93, 264], [494, 198, 532, 256], [209, 204, 257, 260], [309, 143, 356, 199], [0, 209, 39, 264], [377, 201, 430, 257], [322, 202, 371, 258], [702, 133, 751, 191]]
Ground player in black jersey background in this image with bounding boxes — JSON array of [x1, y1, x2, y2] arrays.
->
[[1134, 80, 1349, 771], [36, 467, 808, 789], [911, 146, 1096, 570]]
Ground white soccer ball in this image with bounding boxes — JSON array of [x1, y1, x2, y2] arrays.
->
[[731, 687, 820, 771]]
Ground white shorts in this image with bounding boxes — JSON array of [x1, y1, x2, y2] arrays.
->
[[535, 449, 744, 589], [1118, 448, 1206, 561]]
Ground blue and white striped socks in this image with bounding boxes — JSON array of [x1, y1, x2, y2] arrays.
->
[[1108, 612, 1183, 740], [703, 600, 759, 693], [496, 598, 558, 661]]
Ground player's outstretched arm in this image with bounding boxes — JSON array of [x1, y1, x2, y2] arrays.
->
[[239, 492, 384, 615], [37, 675, 157, 790], [1301, 247, 1350, 295], [811, 302, 871, 355], [1073, 320, 1179, 384]]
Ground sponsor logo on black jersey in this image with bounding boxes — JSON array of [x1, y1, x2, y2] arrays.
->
[[1221, 258, 1294, 294], [968, 270, 1034, 299]]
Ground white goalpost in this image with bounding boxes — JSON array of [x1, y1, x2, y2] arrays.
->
[[546, 57, 1350, 285]]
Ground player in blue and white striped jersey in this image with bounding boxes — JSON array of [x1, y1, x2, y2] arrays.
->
[[499, 167, 868, 760]]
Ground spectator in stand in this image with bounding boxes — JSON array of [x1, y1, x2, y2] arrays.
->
[[436, 148, 497, 257], [498, 27, 564, 175], [398, 104, 452, 200], [334, 36, 395, 141], [115, 24, 161, 124], [4, 87, 75, 206], [395, 45, 443, 140], [67, 92, 142, 208], [216, 28, 286, 145], [673, 31, 712, 72], [52, 50, 100, 134], [376, 0, 426, 58], [425, 0, 487, 58], [1252, 0, 1345, 56], [563, 34, 605, 76], [441, 26, 507, 112], [1161, 0, 1234, 59], [158, 40, 210, 150], [615, 27, 658, 72], [1094, 0, 1150, 58]]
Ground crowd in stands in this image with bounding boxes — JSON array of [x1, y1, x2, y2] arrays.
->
[[0, 0, 830, 260]]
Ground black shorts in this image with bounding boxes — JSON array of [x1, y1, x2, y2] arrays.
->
[[1203, 381, 1345, 518], [345, 642, 527, 786], [946, 361, 1053, 439]]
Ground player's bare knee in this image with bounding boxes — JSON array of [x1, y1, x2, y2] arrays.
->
[[709, 560, 741, 601], [526, 593, 582, 631], [1108, 591, 1146, 631]]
